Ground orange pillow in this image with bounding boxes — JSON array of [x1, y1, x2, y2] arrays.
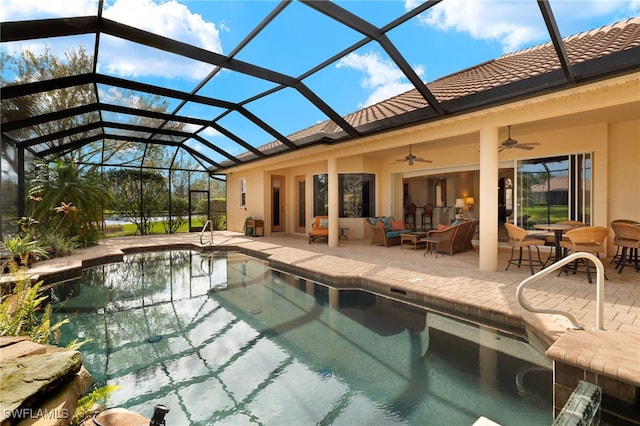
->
[[437, 224, 450, 230], [376, 221, 385, 228], [391, 219, 406, 231]]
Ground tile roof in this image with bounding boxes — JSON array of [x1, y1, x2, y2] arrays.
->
[[246, 17, 640, 160]]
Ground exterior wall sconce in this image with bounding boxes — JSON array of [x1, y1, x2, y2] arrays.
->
[[466, 197, 475, 210]]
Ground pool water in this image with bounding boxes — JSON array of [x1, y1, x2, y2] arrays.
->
[[51, 250, 552, 425]]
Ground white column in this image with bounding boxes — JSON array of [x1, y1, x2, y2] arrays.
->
[[479, 126, 499, 271], [328, 157, 339, 247]]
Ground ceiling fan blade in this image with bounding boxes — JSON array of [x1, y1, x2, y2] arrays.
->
[[498, 146, 506, 152], [514, 145, 535, 150], [415, 158, 432, 163]]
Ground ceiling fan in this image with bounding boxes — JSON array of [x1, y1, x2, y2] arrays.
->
[[499, 126, 540, 152], [394, 145, 432, 166]]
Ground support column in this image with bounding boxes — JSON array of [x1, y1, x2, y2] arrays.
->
[[479, 126, 499, 271], [328, 157, 339, 248]]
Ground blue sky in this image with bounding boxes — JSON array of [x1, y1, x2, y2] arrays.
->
[[2, 0, 639, 163]]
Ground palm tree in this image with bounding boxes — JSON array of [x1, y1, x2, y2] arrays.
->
[[28, 159, 112, 245]]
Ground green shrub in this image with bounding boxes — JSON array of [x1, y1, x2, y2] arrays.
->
[[0, 265, 66, 344]]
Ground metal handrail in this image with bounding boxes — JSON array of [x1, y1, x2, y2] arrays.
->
[[200, 220, 213, 245], [516, 251, 606, 331]]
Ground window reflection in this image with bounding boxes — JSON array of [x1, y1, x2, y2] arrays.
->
[[313, 173, 375, 217], [516, 153, 591, 229]]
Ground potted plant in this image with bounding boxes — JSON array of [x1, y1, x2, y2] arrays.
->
[[4, 235, 49, 266]]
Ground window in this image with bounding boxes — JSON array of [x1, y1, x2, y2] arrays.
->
[[516, 153, 592, 229], [313, 173, 375, 217], [240, 178, 246, 208]]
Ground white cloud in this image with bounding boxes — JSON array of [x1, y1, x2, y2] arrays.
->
[[101, 0, 223, 80], [0, 0, 98, 21], [337, 52, 424, 108], [2, 0, 224, 81], [415, 0, 545, 52], [103, 0, 222, 54], [408, 0, 640, 52]]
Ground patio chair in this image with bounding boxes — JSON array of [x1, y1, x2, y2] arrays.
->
[[610, 221, 640, 273], [504, 223, 545, 275], [309, 216, 329, 244], [425, 220, 476, 256], [559, 226, 609, 283]]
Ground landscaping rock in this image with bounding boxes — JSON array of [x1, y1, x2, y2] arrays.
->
[[0, 351, 85, 426]]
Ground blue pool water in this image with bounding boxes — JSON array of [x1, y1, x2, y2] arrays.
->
[[51, 250, 552, 425]]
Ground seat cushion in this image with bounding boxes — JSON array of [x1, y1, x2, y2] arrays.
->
[[386, 230, 411, 238]]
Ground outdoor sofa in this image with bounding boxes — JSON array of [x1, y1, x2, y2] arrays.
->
[[366, 216, 412, 247]]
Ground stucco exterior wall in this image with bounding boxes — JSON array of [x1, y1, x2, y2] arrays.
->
[[223, 74, 639, 258]]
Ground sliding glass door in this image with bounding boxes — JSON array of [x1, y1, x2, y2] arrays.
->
[[515, 153, 592, 229]]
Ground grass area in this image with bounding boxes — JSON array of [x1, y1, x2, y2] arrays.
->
[[521, 205, 568, 225], [103, 219, 211, 237]]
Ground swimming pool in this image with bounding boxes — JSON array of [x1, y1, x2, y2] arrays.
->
[[51, 250, 552, 425]]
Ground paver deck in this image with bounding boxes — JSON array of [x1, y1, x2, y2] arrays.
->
[[3, 231, 639, 389]]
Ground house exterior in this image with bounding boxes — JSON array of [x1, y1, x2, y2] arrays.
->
[[223, 18, 640, 271]]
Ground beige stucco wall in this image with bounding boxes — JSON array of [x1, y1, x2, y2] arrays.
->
[[224, 73, 639, 258]]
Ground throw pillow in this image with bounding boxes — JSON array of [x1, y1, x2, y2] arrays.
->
[[391, 219, 406, 231], [437, 224, 450, 230], [452, 220, 462, 226], [319, 218, 329, 227], [376, 221, 385, 228]]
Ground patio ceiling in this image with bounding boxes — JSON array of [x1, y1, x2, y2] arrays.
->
[[2, 1, 639, 176]]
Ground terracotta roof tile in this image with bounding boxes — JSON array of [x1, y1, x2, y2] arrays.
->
[[236, 18, 640, 162]]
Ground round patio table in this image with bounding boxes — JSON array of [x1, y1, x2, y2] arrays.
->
[[532, 223, 579, 263]]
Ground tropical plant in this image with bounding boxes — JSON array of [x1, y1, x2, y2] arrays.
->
[[28, 159, 111, 245], [0, 266, 65, 343], [4, 234, 49, 265], [43, 232, 80, 257], [70, 384, 121, 426]]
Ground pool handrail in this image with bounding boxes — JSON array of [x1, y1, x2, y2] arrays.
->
[[516, 251, 606, 331], [200, 220, 213, 245]]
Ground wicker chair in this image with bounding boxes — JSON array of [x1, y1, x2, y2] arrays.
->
[[559, 226, 609, 283], [504, 223, 545, 275], [426, 220, 476, 256], [610, 221, 640, 273]]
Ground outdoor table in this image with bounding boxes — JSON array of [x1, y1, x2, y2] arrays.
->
[[532, 223, 578, 263], [401, 232, 427, 250], [339, 227, 350, 240], [421, 236, 444, 258]]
